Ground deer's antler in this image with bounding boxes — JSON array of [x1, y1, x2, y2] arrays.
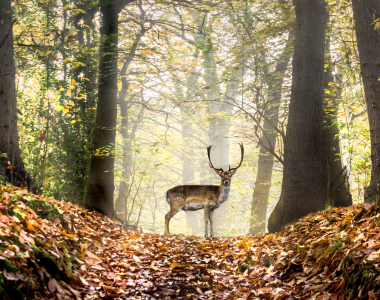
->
[[229, 143, 244, 171], [207, 145, 224, 172]]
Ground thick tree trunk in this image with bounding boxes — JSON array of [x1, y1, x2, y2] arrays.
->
[[352, 0, 380, 204], [249, 32, 293, 234], [0, 0, 30, 188], [202, 32, 229, 235], [268, 0, 327, 233], [324, 21, 352, 208], [181, 71, 200, 235], [211, 66, 245, 235], [85, 0, 119, 217]]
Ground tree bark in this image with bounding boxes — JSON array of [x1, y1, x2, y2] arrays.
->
[[268, 0, 327, 233], [249, 31, 294, 234], [181, 70, 200, 234], [85, 0, 120, 216], [115, 23, 147, 222], [324, 17, 352, 208], [324, 73, 352, 208], [352, 0, 380, 204], [0, 0, 30, 188]]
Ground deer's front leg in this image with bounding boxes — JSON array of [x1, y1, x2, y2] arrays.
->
[[204, 205, 211, 237], [209, 209, 214, 238]]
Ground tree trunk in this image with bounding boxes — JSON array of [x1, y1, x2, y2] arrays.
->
[[115, 25, 146, 222], [249, 31, 294, 234], [268, 0, 327, 233], [352, 0, 380, 204], [0, 0, 30, 188], [85, 0, 119, 217], [181, 70, 200, 235], [201, 26, 229, 236], [324, 16, 352, 208]]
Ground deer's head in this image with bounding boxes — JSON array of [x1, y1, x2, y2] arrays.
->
[[207, 143, 244, 187]]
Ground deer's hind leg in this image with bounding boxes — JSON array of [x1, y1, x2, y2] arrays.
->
[[165, 209, 180, 235]]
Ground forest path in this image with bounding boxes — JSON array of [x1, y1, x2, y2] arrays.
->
[[0, 184, 379, 299]]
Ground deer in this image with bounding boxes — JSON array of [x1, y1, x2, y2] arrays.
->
[[164, 143, 244, 237]]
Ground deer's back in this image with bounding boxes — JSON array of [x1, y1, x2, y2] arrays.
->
[[167, 185, 219, 207]]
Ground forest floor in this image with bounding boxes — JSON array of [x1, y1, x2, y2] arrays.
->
[[0, 184, 380, 299]]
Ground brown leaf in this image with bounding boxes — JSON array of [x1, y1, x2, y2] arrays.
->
[[368, 290, 376, 300], [3, 271, 19, 281], [2, 7, 10, 14], [0, 215, 9, 223], [48, 278, 58, 293]]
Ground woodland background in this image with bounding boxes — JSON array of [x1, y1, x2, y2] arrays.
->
[[0, 0, 377, 236]]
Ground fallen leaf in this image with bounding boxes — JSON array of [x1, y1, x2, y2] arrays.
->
[[170, 262, 181, 268], [48, 278, 58, 293]]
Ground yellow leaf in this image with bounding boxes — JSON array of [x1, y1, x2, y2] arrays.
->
[[80, 244, 86, 259], [59, 87, 65, 91], [71, 120, 76, 124], [375, 21, 380, 31], [63, 108, 69, 113], [76, 118, 82, 121], [24, 220, 35, 231], [170, 263, 181, 269], [60, 231, 78, 239], [83, 77, 89, 81], [2, 7, 10, 14], [264, 234, 274, 242], [66, 86, 71, 96], [72, 79, 77, 86]]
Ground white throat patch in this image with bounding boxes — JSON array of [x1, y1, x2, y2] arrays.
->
[[219, 185, 230, 204]]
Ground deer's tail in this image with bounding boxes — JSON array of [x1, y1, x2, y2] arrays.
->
[[165, 191, 169, 204]]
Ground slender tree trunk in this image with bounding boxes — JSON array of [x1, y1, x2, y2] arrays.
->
[[0, 0, 30, 188], [115, 95, 131, 222], [85, 0, 119, 216], [115, 26, 146, 222], [268, 0, 327, 233], [324, 16, 352, 207], [249, 31, 294, 234], [352, 0, 380, 204]]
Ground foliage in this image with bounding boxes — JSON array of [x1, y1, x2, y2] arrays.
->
[[2, 184, 380, 299], [7, 0, 373, 235], [0, 185, 81, 299]]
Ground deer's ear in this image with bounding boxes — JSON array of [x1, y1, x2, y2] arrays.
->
[[230, 169, 238, 177], [214, 170, 223, 176]]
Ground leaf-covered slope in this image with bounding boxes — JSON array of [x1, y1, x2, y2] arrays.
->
[[0, 184, 379, 299]]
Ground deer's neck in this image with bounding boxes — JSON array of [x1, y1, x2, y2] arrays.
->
[[218, 184, 230, 204]]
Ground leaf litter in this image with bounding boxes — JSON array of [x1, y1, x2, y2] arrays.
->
[[1, 184, 380, 299]]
